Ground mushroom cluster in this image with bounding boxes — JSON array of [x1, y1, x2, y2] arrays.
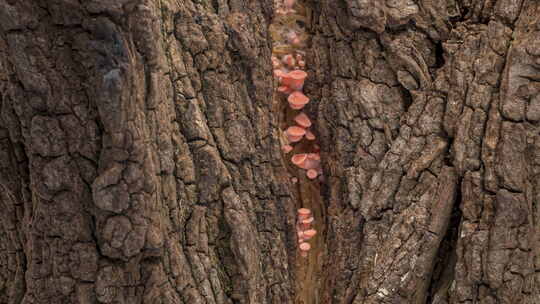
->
[[272, 35, 323, 181], [297, 208, 317, 258], [272, 0, 320, 259]]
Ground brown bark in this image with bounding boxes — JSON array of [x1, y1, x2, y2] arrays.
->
[[0, 0, 539, 304]]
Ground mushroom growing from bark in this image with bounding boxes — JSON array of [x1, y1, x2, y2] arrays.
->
[[282, 144, 293, 153], [291, 153, 308, 167], [282, 70, 307, 91], [286, 126, 306, 142], [303, 229, 317, 240], [297, 208, 311, 220], [306, 169, 318, 179], [299, 242, 311, 257], [288, 91, 309, 109], [301, 216, 314, 230], [294, 112, 311, 128]]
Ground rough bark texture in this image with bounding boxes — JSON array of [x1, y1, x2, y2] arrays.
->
[[0, 0, 539, 304]]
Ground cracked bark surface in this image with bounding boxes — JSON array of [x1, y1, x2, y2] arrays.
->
[[0, 0, 539, 304]]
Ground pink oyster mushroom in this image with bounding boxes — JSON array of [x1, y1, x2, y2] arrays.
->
[[282, 144, 293, 153], [286, 126, 306, 143], [282, 70, 307, 91], [306, 169, 318, 179], [300, 216, 314, 230], [297, 208, 311, 221], [294, 112, 312, 128], [299, 242, 311, 257], [305, 130, 316, 140], [303, 229, 317, 240], [291, 153, 308, 167], [277, 86, 294, 95], [288, 91, 310, 110]]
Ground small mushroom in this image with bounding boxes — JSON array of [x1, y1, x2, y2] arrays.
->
[[291, 153, 308, 167], [303, 229, 317, 240], [288, 91, 309, 110], [282, 70, 307, 91], [282, 145, 293, 153], [301, 216, 314, 230], [286, 126, 306, 143], [305, 130, 316, 140], [277, 86, 293, 95], [297, 208, 311, 221], [294, 112, 312, 128], [306, 169, 318, 179], [299, 242, 311, 254]]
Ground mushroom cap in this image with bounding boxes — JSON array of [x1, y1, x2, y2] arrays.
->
[[277, 86, 293, 94], [286, 126, 306, 137], [287, 133, 304, 143], [281, 145, 293, 153], [299, 242, 311, 251], [291, 153, 308, 166], [288, 92, 310, 106], [297, 208, 311, 216], [306, 169, 318, 179], [308, 153, 320, 161], [301, 158, 320, 170], [302, 217, 314, 224], [291, 177, 298, 184], [294, 112, 312, 128], [303, 229, 317, 238], [289, 103, 305, 110], [305, 130, 316, 140], [288, 70, 307, 80]]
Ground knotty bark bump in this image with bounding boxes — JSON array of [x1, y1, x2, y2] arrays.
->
[[0, 0, 539, 304]]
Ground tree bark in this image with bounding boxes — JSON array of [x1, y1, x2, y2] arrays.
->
[[0, 0, 539, 304]]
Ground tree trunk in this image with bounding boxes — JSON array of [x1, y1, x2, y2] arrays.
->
[[0, 0, 539, 303]]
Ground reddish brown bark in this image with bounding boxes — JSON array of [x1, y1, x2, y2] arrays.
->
[[0, 0, 539, 303]]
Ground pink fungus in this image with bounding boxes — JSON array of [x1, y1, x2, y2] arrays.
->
[[308, 153, 320, 161], [282, 70, 307, 90], [301, 217, 314, 229], [288, 91, 309, 109], [305, 130, 316, 140], [301, 158, 320, 170], [286, 126, 306, 143], [291, 177, 298, 184], [297, 230, 304, 242], [297, 208, 311, 220], [277, 86, 293, 95], [282, 145, 293, 153], [303, 229, 317, 239], [294, 112, 312, 128], [299, 242, 311, 251], [286, 126, 306, 137], [306, 169, 318, 179], [291, 153, 308, 167]]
